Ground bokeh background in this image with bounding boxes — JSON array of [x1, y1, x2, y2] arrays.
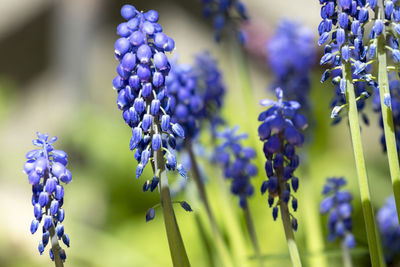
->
[[0, 0, 395, 266]]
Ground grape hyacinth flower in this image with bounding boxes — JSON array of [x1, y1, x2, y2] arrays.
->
[[320, 177, 355, 248], [200, 0, 248, 43], [23, 132, 70, 266], [165, 61, 201, 142], [377, 196, 400, 263], [318, 1, 375, 123], [214, 127, 257, 209], [258, 88, 307, 266], [113, 4, 190, 266], [372, 78, 400, 152], [193, 51, 226, 138], [214, 126, 262, 263], [166, 52, 226, 143], [266, 19, 315, 111], [317, 1, 384, 265]]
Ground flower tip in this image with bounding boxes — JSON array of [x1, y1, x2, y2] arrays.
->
[[146, 208, 156, 222]]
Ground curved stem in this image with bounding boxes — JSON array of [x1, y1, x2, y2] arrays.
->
[[343, 61, 384, 267], [243, 206, 263, 267], [185, 140, 234, 267], [341, 241, 353, 267], [376, 0, 400, 223], [153, 124, 190, 267]]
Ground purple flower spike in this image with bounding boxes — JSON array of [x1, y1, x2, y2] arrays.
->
[[320, 177, 355, 249], [258, 89, 307, 230], [23, 132, 71, 261]]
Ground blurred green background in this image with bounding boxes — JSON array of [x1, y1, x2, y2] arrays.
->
[[0, 0, 395, 266]]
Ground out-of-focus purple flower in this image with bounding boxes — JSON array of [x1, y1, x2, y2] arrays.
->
[[377, 196, 400, 262], [200, 0, 248, 43], [320, 177, 355, 249], [266, 19, 315, 111], [214, 126, 257, 208]]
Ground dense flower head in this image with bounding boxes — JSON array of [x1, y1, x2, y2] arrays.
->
[[193, 52, 226, 136], [377, 196, 400, 262], [113, 4, 187, 181], [166, 52, 226, 142], [320, 177, 355, 249], [258, 88, 307, 230], [214, 126, 257, 208], [166, 61, 201, 141], [372, 77, 400, 152], [23, 132, 70, 261], [200, 0, 248, 43], [266, 19, 315, 111], [318, 0, 376, 123]]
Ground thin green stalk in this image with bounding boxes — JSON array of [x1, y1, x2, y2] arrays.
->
[[153, 124, 190, 267], [243, 205, 263, 267], [185, 140, 234, 267], [279, 199, 302, 267], [276, 134, 302, 267], [302, 175, 328, 267], [43, 170, 64, 267], [215, 167, 249, 267], [49, 222, 64, 266], [228, 37, 265, 171], [376, 0, 400, 222], [341, 241, 353, 267], [194, 213, 217, 267], [343, 61, 383, 267]]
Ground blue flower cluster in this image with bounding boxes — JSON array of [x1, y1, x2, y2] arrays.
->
[[113, 4, 187, 181], [193, 52, 226, 137], [166, 52, 226, 142], [373, 78, 400, 152], [200, 0, 248, 43], [214, 127, 257, 208], [258, 88, 307, 230], [377, 196, 400, 262], [318, 0, 376, 123], [320, 177, 355, 249], [266, 19, 315, 111], [165, 61, 200, 141], [23, 133, 71, 261]]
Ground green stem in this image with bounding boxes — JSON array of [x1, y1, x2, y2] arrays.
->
[[194, 213, 217, 267], [228, 37, 265, 170], [43, 170, 64, 267], [376, 0, 400, 223], [341, 241, 353, 267], [153, 124, 190, 267], [185, 140, 234, 267], [215, 168, 249, 267], [276, 134, 302, 267], [343, 61, 383, 267], [243, 205, 263, 267], [279, 200, 302, 267], [302, 175, 328, 267], [49, 224, 64, 267]]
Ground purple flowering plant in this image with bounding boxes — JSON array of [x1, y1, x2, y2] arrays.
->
[[24, 133, 70, 266]]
